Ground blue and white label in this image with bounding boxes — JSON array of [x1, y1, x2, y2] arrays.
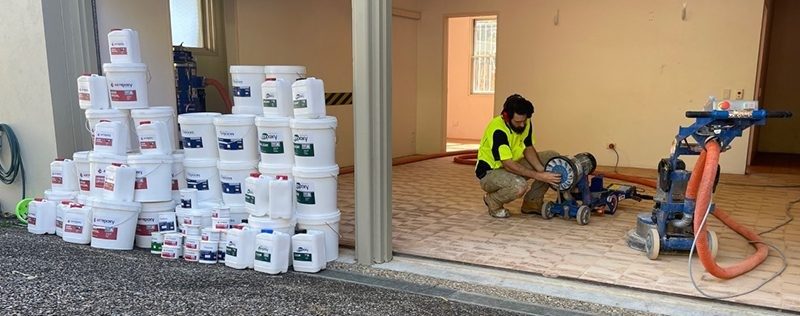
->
[[182, 137, 204, 149], [233, 86, 251, 97], [187, 178, 209, 191], [218, 138, 244, 150], [200, 250, 217, 261], [158, 214, 175, 231], [222, 182, 242, 194]]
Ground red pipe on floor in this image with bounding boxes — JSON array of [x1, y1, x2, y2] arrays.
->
[[204, 78, 233, 113]]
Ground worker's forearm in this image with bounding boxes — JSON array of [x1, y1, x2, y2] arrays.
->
[[524, 147, 544, 172], [503, 159, 540, 179]]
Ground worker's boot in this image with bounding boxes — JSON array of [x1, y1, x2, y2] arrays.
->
[[521, 199, 543, 214], [484, 194, 511, 218]]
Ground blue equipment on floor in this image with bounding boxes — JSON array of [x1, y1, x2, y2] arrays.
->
[[626, 98, 793, 259], [173, 45, 206, 114]]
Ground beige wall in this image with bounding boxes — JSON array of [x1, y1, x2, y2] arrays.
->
[[758, 0, 800, 154], [97, 0, 177, 108], [226, 0, 419, 167], [446, 17, 494, 141], [0, 1, 58, 208], [417, 0, 764, 174]]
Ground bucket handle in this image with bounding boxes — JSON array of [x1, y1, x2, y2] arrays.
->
[[325, 221, 341, 239], [134, 162, 170, 179], [92, 208, 139, 231]]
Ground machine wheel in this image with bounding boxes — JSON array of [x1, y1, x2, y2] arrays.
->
[[707, 230, 719, 259], [542, 201, 554, 219], [645, 228, 660, 260], [606, 195, 619, 215], [576, 205, 591, 225]]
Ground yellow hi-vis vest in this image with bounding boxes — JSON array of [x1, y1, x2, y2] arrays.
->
[[475, 116, 535, 179]]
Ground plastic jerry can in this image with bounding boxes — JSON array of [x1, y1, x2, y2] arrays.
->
[[137, 121, 173, 155], [77, 74, 110, 110], [254, 229, 291, 274], [107, 29, 141, 63], [291, 229, 326, 273], [28, 198, 57, 235], [93, 120, 127, 155], [244, 172, 270, 216], [50, 158, 79, 192], [292, 77, 326, 119], [103, 163, 136, 202], [261, 78, 294, 117], [268, 175, 293, 219], [224, 224, 256, 269]]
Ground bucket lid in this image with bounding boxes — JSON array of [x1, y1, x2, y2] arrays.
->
[[248, 215, 297, 226], [141, 200, 177, 212], [231, 106, 264, 116], [264, 65, 306, 74], [255, 116, 290, 127], [217, 160, 258, 171], [93, 199, 142, 212], [214, 114, 256, 126], [72, 151, 91, 162], [182, 158, 217, 168], [290, 116, 338, 129], [85, 108, 128, 118], [88, 152, 127, 164], [297, 210, 341, 224], [103, 62, 147, 71], [178, 112, 222, 124], [230, 65, 265, 74], [258, 163, 293, 176], [293, 165, 340, 178], [172, 150, 184, 160], [132, 106, 175, 118], [127, 154, 173, 164]]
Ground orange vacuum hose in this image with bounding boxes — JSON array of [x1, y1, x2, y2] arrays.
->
[[204, 78, 233, 113]]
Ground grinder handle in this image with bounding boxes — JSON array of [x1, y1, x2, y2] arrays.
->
[[766, 111, 793, 118]]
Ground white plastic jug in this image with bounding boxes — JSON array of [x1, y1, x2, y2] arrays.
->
[[77, 74, 110, 110], [93, 120, 127, 155], [261, 78, 294, 117], [73, 151, 92, 196], [28, 198, 56, 235], [291, 230, 326, 273], [55, 200, 72, 237], [292, 77, 326, 119], [136, 121, 173, 155], [254, 229, 291, 274], [264, 65, 306, 83], [269, 175, 294, 219], [244, 172, 270, 216], [62, 203, 92, 244], [85, 108, 135, 152], [50, 159, 79, 193], [107, 28, 141, 63], [103, 163, 137, 202], [88, 152, 127, 198], [132, 107, 178, 151], [225, 225, 257, 269]]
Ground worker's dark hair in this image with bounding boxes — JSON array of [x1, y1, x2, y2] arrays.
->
[[501, 94, 534, 120]]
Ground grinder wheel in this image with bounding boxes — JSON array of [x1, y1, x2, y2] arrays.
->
[[546, 156, 578, 191]]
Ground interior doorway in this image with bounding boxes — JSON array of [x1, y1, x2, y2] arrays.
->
[[444, 15, 497, 152], [751, 0, 800, 174]]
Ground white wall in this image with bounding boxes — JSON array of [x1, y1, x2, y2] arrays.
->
[[0, 1, 58, 209], [96, 0, 176, 108]]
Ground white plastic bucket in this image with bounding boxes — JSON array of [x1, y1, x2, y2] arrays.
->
[[90, 199, 141, 250], [293, 165, 339, 216], [260, 78, 293, 117], [127, 154, 173, 202], [62, 203, 92, 244], [103, 163, 137, 202], [297, 211, 341, 262], [103, 62, 148, 109], [179, 206, 212, 228], [184, 224, 202, 237], [264, 65, 306, 83], [232, 105, 264, 116], [132, 106, 178, 151], [50, 159, 79, 192], [258, 163, 293, 179], [136, 121, 173, 155], [172, 151, 186, 201], [85, 109, 134, 152], [199, 241, 218, 264], [178, 112, 222, 159], [292, 77, 326, 119], [212, 205, 230, 219], [135, 201, 177, 248], [255, 116, 294, 165], [161, 245, 182, 260], [229, 205, 249, 225], [183, 158, 221, 203], [202, 228, 220, 242], [290, 116, 337, 167], [218, 160, 258, 206], [163, 232, 183, 247], [93, 121, 127, 155], [88, 152, 127, 198], [230, 65, 265, 107], [214, 114, 258, 162], [248, 215, 296, 236], [77, 74, 110, 110], [185, 236, 201, 251], [179, 188, 198, 209], [107, 29, 141, 63], [73, 151, 92, 196], [184, 249, 200, 262]]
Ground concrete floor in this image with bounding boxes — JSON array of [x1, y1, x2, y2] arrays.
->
[[336, 157, 800, 311]]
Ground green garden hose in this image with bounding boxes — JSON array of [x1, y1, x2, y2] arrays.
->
[[0, 124, 26, 200]]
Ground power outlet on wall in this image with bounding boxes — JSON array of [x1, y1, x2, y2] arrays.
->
[[722, 89, 731, 100], [735, 89, 744, 100]]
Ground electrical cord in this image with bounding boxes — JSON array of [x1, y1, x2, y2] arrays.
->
[[0, 124, 25, 200], [611, 147, 619, 173], [688, 195, 789, 299], [758, 196, 800, 236]]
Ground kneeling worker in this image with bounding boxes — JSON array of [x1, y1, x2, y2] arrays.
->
[[475, 94, 561, 218]]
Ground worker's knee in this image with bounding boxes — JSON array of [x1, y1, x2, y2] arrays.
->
[[513, 178, 528, 198]]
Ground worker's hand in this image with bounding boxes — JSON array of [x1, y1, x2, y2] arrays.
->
[[536, 172, 562, 186]]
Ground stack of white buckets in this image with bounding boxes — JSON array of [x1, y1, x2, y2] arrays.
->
[[28, 28, 185, 252]]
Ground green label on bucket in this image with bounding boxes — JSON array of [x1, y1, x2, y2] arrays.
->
[[293, 99, 307, 109], [263, 98, 277, 108], [296, 182, 316, 204], [245, 192, 255, 205], [293, 252, 312, 262], [260, 141, 284, 154], [226, 245, 238, 257], [255, 251, 271, 263], [294, 143, 314, 157], [151, 242, 162, 252]]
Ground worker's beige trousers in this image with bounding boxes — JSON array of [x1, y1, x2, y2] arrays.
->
[[479, 150, 560, 212]]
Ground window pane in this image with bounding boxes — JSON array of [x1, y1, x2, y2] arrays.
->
[[472, 19, 496, 94], [170, 0, 203, 48]]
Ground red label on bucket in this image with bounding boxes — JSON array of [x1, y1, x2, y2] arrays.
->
[[136, 224, 158, 236], [135, 177, 148, 190], [64, 224, 83, 234], [52, 176, 63, 185], [140, 141, 157, 149], [79, 92, 91, 101], [80, 180, 91, 192], [103, 181, 115, 192], [28, 216, 36, 225], [110, 89, 138, 102], [95, 137, 113, 147], [95, 175, 105, 188], [92, 226, 119, 240], [56, 219, 63, 229], [172, 179, 179, 191], [110, 47, 128, 55]]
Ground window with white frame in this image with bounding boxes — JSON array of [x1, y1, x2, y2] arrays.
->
[[170, 0, 205, 48], [471, 18, 497, 94]]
